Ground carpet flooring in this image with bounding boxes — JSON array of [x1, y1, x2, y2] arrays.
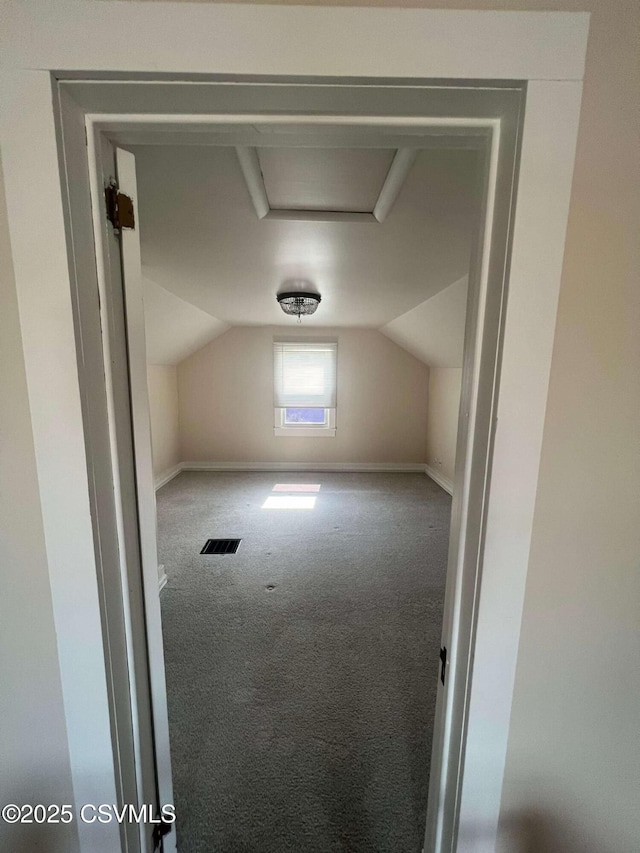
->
[[156, 472, 451, 853]]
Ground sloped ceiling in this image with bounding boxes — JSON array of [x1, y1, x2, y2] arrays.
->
[[381, 276, 468, 368], [134, 145, 481, 329], [143, 277, 227, 365]]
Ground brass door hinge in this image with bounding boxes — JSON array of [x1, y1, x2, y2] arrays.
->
[[105, 181, 135, 232]]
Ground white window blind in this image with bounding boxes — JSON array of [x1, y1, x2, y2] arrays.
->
[[273, 340, 337, 408]]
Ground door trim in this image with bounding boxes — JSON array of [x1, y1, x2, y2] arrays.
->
[[81, 88, 513, 853]]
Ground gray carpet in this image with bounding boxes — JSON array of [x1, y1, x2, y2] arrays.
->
[[156, 472, 451, 853]]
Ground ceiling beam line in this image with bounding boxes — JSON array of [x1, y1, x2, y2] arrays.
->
[[265, 209, 376, 223], [373, 148, 418, 222], [236, 146, 269, 219]]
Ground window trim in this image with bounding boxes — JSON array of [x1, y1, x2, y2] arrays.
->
[[274, 407, 336, 437]]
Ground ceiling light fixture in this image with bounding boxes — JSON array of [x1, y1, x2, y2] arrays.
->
[[276, 291, 321, 322]]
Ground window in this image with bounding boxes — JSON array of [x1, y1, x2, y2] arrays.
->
[[284, 407, 327, 425], [273, 340, 337, 436]]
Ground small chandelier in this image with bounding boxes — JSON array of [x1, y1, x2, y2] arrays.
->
[[277, 291, 321, 322]]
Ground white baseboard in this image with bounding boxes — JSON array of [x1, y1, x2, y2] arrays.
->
[[181, 461, 426, 473], [156, 461, 438, 487], [158, 566, 167, 592], [155, 463, 183, 491], [425, 464, 454, 495]]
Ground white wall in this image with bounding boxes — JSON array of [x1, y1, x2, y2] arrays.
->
[[381, 275, 468, 368], [178, 325, 429, 464], [0, 162, 78, 853], [147, 364, 180, 481], [143, 276, 227, 366], [496, 2, 640, 850], [382, 276, 467, 491], [426, 368, 462, 489]]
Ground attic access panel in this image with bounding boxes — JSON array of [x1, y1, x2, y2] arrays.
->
[[236, 145, 418, 223], [258, 147, 395, 212]]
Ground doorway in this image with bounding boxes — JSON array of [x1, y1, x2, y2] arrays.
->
[[86, 90, 512, 851], [126, 133, 484, 850]]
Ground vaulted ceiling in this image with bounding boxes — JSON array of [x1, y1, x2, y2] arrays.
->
[[133, 143, 481, 365]]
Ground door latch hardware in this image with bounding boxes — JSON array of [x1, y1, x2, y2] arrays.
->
[[152, 811, 172, 850], [439, 646, 447, 685]]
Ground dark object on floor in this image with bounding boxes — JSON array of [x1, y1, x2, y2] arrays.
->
[[157, 472, 450, 853], [200, 538, 242, 555]]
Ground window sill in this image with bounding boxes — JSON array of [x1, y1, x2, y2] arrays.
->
[[274, 428, 336, 437]]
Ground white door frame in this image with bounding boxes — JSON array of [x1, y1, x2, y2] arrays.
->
[[86, 96, 520, 853], [0, 5, 588, 853], [87, 98, 516, 853]]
